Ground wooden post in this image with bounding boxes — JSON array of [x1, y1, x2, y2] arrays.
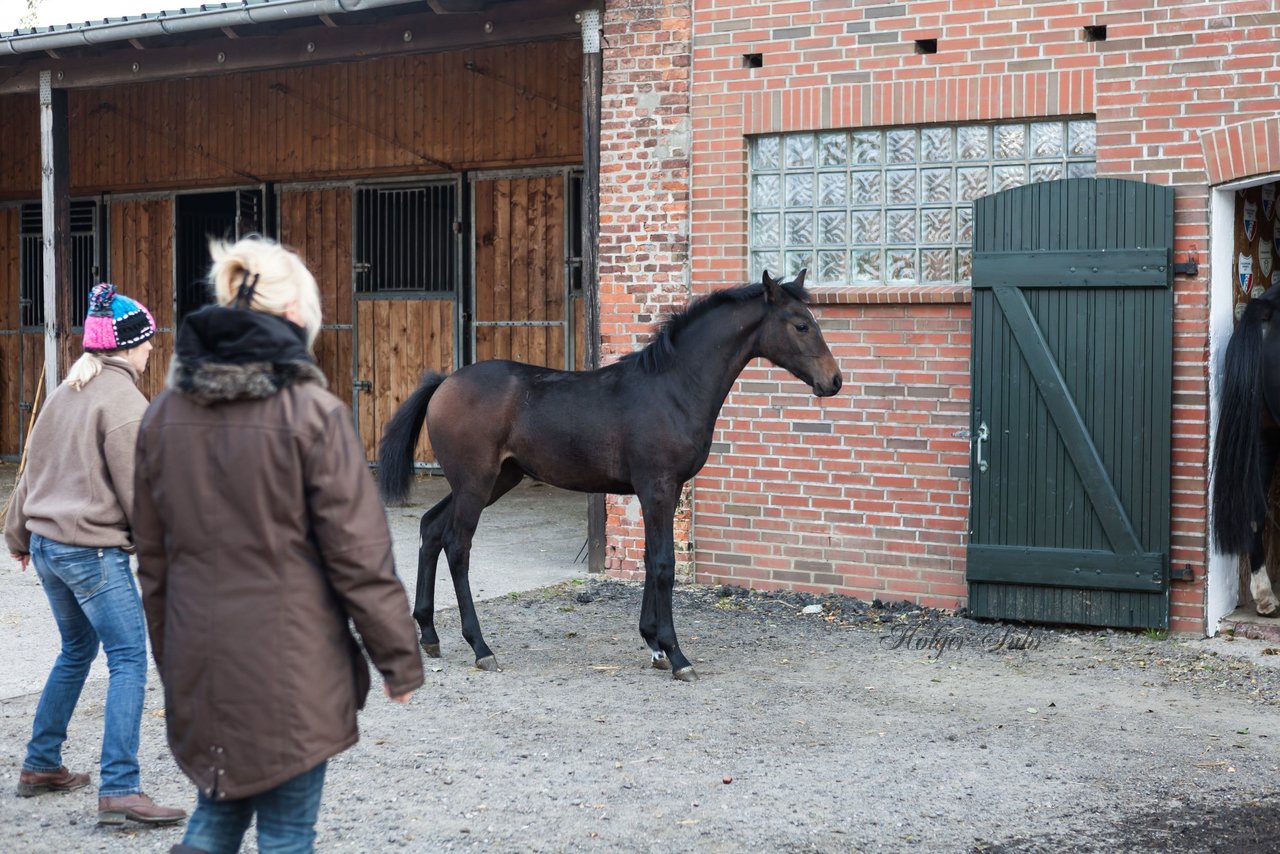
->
[[581, 8, 606, 573], [39, 70, 72, 384]]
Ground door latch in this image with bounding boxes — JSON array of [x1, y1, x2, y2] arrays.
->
[[974, 421, 990, 473], [354, 379, 372, 394]]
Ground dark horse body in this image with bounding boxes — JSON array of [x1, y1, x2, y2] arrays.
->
[[1212, 285, 1280, 616], [378, 271, 842, 680]]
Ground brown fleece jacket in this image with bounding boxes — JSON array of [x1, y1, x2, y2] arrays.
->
[[4, 359, 148, 554]]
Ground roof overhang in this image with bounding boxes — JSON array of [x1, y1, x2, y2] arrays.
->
[[0, 0, 595, 96]]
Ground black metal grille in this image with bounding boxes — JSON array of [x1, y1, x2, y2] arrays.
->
[[567, 170, 583, 294], [176, 192, 238, 323], [354, 184, 456, 294], [237, 189, 263, 237], [19, 201, 101, 328], [175, 189, 264, 323]]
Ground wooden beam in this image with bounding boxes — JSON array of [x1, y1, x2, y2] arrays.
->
[[427, 0, 493, 12], [580, 12, 600, 372], [0, 0, 592, 95], [579, 8, 605, 574], [39, 70, 72, 385]]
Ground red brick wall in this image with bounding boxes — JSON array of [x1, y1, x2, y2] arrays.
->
[[695, 298, 972, 608], [597, 0, 694, 579], [598, 0, 1280, 633]]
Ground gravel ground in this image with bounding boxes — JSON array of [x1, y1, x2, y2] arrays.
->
[[4, 576, 1280, 853]]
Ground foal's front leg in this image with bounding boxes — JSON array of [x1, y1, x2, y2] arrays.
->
[[639, 549, 669, 671], [637, 482, 696, 681]]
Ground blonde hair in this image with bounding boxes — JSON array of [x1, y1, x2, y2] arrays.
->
[[63, 352, 136, 390], [207, 236, 322, 347], [63, 352, 104, 390]]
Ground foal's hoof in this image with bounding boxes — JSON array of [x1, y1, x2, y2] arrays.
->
[[475, 655, 500, 672], [1257, 599, 1280, 618], [672, 666, 698, 682], [422, 643, 442, 658], [650, 657, 672, 671]]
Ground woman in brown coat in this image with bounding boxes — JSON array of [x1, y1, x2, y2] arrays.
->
[[133, 236, 424, 853]]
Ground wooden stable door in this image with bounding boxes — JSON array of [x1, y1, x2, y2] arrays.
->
[[966, 178, 1173, 629], [350, 180, 460, 462], [471, 172, 571, 369], [355, 299, 453, 462]]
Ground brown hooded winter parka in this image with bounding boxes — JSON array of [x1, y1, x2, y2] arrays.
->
[[133, 306, 423, 802]]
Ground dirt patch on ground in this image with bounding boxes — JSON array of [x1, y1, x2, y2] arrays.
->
[[3, 578, 1280, 852]]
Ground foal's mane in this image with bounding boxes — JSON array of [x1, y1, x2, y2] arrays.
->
[[619, 278, 810, 375]]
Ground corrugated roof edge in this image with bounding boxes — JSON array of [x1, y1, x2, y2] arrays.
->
[[0, 0, 418, 53]]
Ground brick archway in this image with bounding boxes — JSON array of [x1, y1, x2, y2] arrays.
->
[[1202, 117, 1280, 185]]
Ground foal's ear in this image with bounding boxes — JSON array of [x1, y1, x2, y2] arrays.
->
[[762, 269, 782, 303]]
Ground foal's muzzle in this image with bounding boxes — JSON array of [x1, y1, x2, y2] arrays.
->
[[813, 372, 843, 397]]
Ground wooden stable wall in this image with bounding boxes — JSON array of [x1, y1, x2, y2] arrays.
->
[[0, 207, 26, 454], [0, 40, 582, 199], [0, 37, 583, 459], [278, 187, 353, 395], [473, 174, 568, 366], [109, 198, 175, 402]]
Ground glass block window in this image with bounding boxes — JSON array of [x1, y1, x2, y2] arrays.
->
[[749, 119, 1097, 286]]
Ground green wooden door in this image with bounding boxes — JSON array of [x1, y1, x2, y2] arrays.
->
[[966, 178, 1173, 629]]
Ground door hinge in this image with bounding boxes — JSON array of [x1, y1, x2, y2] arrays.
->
[[1172, 249, 1198, 277], [354, 379, 372, 394]]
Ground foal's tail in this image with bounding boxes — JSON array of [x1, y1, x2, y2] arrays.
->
[[1212, 298, 1268, 555], [377, 371, 448, 505]]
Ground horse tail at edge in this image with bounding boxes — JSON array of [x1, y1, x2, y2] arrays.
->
[[1211, 299, 1267, 555], [377, 371, 448, 505]]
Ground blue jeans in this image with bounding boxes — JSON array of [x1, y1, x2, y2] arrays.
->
[[182, 761, 328, 854], [24, 534, 147, 797]]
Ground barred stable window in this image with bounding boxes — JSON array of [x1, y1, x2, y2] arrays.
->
[[354, 183, 457, 294], [748, 119, 1097, 286], [19, 201, 103, 327]]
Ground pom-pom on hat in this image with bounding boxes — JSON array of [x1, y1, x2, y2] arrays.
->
[[82, 283, 157, 353]]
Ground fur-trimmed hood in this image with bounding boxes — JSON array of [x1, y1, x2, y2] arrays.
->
[[169, 305, 326, 405]]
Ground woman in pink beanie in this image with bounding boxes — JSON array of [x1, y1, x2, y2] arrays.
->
[[4, 283, 185, 828]]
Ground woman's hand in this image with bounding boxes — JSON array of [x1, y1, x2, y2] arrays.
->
[[384, 683, 413, 704], [10, 552, 29, 571]]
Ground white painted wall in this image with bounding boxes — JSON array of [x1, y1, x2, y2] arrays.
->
[[1205, 172, 1280, 635], [1206, 183, 1239, 635]]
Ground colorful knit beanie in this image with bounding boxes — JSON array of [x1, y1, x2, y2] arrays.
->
[[82, 283, 157, 353]]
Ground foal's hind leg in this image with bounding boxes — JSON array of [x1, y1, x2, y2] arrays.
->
[[1249, 433, 1280, 616], [414, 496, 453, 656], [442, 462, 525, 671]]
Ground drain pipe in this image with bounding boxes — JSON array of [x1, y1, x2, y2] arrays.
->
[[0, 0, 419, 56]]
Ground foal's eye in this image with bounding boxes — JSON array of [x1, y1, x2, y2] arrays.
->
[[794, 323, 809, 333]]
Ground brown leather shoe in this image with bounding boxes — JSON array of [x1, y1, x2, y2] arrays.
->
[[15, 766, 90, 797], [97, 792, 187, 826]]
